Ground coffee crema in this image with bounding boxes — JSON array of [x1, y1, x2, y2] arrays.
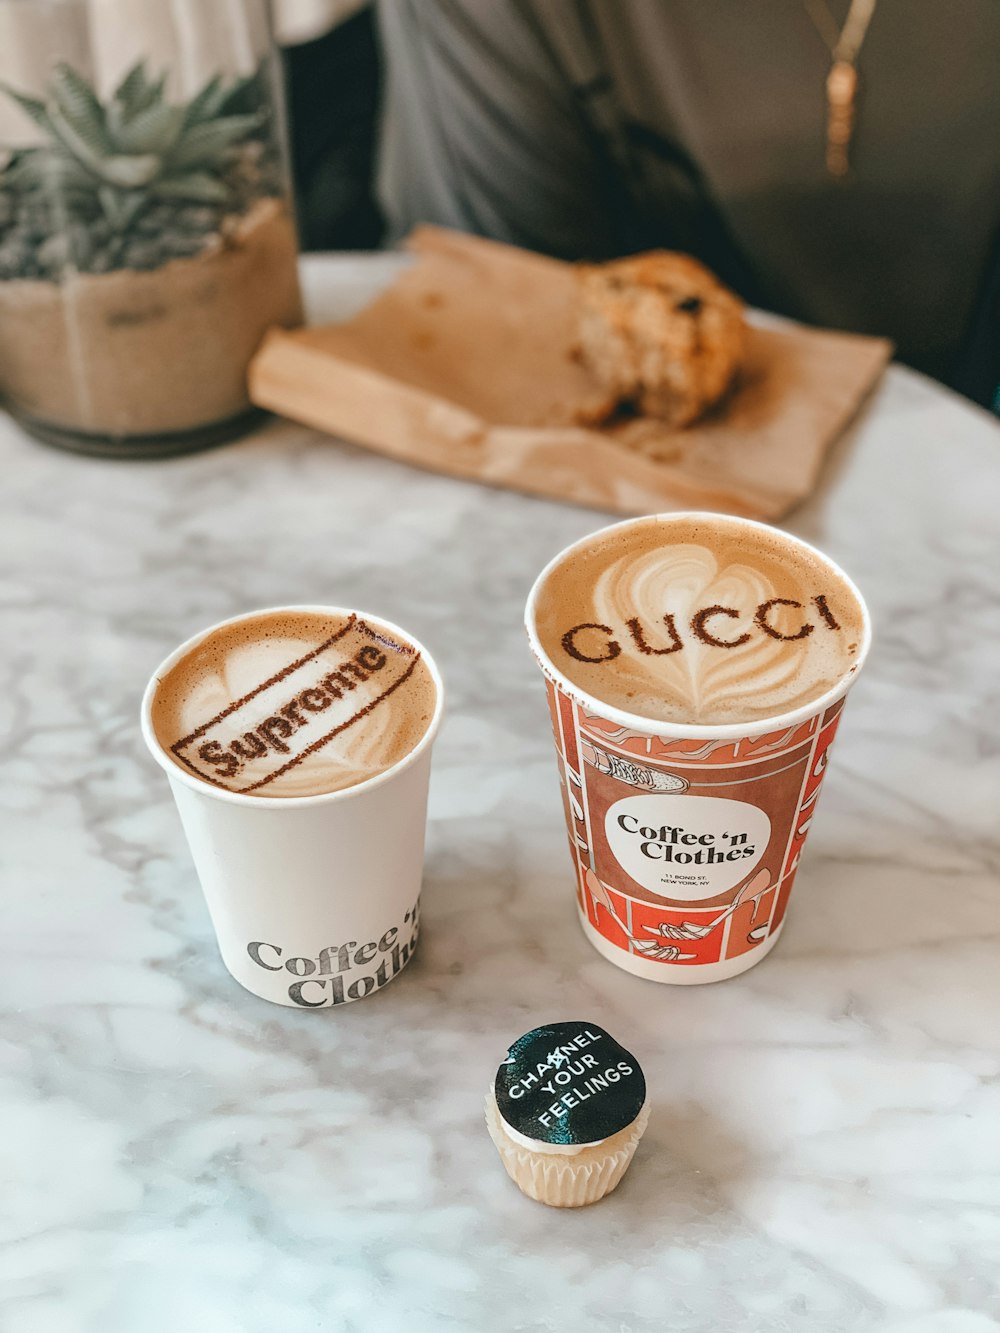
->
[[150, 609, 437, 797], [530, 515, 866, 726]]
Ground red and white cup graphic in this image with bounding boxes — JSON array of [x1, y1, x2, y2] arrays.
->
[[525, 518, 871, 985]]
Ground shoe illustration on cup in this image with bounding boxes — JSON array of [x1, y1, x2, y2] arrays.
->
[[585, 866, 773, 962]]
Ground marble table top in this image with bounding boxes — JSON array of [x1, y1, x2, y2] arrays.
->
[[3, 254, 1000, 1333]]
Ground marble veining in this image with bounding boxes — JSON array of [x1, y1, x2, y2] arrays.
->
[[1, 256, 1000, 1331]]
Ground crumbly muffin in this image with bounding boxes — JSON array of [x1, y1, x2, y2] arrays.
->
[[485, 1021, 650, 1207], [575, 252, 746, 427]]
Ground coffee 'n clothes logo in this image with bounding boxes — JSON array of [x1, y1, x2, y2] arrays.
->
[[246, 899, 420, 1007], [605, 794, 771, 901], [543, 677, 845, 968]]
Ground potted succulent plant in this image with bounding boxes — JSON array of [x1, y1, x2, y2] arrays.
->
[[0, 44, 302, 455]]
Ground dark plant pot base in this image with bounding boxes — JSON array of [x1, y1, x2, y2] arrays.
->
[[12, 404, 268, 459]]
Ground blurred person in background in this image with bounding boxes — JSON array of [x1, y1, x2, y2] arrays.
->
[[373, 0, 1000, 410], [277, 0, 382, 250]]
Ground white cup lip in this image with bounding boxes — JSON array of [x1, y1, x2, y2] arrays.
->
[[524, 511, 872, 741], [140, 604, 444, 809]]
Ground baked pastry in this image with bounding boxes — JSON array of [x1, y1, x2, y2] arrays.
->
[[485, 1020, 649, 1207], [576, 251, 746, 427]]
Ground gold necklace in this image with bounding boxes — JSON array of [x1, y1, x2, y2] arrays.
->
[[803, 0, 878, 177]]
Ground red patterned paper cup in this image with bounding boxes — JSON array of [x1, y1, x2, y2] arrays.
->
[[525, 517, 871, 985]]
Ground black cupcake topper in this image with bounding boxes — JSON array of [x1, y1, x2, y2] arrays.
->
[[495, 1021, 646, 1146]]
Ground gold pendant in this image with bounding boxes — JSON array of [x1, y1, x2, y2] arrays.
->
[[825, 59, 857, 177]]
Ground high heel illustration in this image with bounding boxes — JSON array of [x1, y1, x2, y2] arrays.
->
[[584, 866, 772, 961]]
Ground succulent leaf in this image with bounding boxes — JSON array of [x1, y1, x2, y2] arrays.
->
[[3, 148, 93, 195], [105, 98, 130, 142], [113, 61, 151, 118], [113, 61, 163, 119], [112, 101, 185, 156], [218, 68, 267, 117], [145, 73, 168, 111], [45, 104, 114, 176], [0, 83, 53, 134], [118, 193, 147, 230], [182, 75, 227, 128], [50, 63, 113, 154], [98, 154, 162, 188], [168, 115, 259, 172], [98, 184, 146, 232], [150, 172, 229, 203]]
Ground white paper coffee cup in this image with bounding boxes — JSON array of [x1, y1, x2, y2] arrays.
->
[[141, 606, 443, 1007]]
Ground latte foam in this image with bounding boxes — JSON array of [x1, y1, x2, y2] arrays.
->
[[529, 515, 867, 726], [150, 609, 438, 797]]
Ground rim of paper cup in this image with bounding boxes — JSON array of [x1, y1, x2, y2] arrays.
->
[[524, 512, 872, 741], [140, 605, 444, 809]]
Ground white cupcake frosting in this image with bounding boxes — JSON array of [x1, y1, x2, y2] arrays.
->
[[491, 1089, 651, 1156]]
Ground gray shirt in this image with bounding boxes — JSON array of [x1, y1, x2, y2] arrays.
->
[[376, 0, 1000, 386]]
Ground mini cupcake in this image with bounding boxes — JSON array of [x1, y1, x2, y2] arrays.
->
[[485, 1020, 650, 1208]]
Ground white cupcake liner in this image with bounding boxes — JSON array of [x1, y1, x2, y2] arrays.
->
[[485, 1093, 650, 1208]]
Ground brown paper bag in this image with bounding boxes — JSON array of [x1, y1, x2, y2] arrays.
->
[[249, 227, 892, 518]]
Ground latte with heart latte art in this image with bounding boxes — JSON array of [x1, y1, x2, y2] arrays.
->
[[529, 514, 867, 726]]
